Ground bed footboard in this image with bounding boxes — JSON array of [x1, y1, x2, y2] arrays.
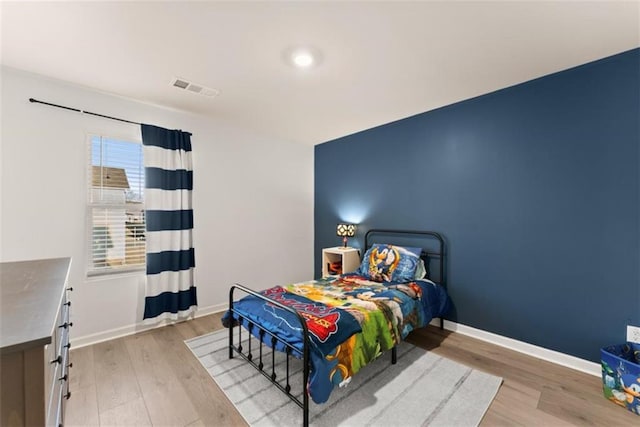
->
[[228, 283, 310, 427]]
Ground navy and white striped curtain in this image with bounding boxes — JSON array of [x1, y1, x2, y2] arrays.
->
[[141, 124, 197, 320]]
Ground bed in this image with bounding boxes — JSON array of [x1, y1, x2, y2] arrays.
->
[[222, 229, 451, 426]]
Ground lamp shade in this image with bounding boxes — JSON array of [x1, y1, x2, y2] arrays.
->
[[336, 223, 356, 237]]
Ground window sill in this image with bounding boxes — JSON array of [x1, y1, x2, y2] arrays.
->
[[86, 267, 145, 281]]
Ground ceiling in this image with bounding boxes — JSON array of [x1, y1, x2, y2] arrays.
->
[[1, 1, 638, 145]]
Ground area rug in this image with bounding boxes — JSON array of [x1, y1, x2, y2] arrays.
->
[[185, 329, 502, 426]]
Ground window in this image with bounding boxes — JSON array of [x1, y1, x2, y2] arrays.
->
[[88, 136, 145, 275]]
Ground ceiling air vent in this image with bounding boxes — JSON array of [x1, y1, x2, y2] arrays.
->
[[171, 77, 220, 98]]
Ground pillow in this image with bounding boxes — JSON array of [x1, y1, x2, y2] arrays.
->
[[414, 258, 427, 280], [358, 244, 422, 283]]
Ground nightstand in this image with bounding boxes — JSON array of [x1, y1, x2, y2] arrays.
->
[[322, 247, 360, 278]]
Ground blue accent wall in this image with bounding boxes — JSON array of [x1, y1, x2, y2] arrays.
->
[[314, 48, 640, 362]]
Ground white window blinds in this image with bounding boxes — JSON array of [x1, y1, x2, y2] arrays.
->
[[88, 136, 145, 275]]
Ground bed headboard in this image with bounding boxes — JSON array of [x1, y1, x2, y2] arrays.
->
[[363, 229, 446, 289]]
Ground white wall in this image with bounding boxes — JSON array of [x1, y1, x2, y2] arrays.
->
[[0, 66, 314, 343]]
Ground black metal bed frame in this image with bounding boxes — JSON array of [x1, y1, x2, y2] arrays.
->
[[228, 229, 446, 427]]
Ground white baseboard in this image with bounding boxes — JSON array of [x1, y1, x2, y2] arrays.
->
[[71, 303, 228, 349], [73, 308, 600, 378], [430, 318, 600, 377]]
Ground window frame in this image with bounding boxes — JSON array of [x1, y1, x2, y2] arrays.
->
[[86, 133, 146, 278]]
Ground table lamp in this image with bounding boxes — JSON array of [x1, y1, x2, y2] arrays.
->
[[336, 223, 356, 248]]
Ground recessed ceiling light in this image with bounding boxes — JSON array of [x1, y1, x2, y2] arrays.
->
[[293, 51, 314, 68], [284, 46, 322, 69]]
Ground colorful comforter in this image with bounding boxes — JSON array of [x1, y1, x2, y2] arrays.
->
[[222, 273, 450, 404]]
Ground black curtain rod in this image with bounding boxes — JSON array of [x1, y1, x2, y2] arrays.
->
[[29, 98, 141, 125]]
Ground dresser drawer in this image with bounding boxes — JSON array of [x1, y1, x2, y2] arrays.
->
[[46, 361, 64, 427], [45, 291, 70, 400], [45, 285, 72, 426], [44, 341, 57, 417]]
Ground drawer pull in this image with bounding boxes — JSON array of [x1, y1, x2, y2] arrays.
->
[[64, 301, 71, 307], [58, 374, 68, 381], [64, 343, 71, 349], [64, 391, 71, 400], [58, 322, 73, 329], [66, 362, 73, 368], [66, 286, 73, 292], [50, 355, 62, 364]]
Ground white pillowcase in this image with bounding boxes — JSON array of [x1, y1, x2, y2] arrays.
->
[[414, 258, 427, 280]]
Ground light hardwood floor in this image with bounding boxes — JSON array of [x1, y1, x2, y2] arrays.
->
[[66, 313, 638, 426]]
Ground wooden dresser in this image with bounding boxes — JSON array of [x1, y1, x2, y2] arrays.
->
[[0, 258, 73, 426]]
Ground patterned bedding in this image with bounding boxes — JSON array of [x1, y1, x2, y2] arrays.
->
[[222, 273, 450, 404]]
